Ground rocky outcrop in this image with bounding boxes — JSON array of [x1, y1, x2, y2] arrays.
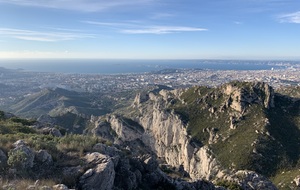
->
[[91, 120, 115, 142], [79, 153, 115, 190], [294, 176, 300, 187], [40, 127, 62, 137], [234, 170, 277, 190], [35, 150, 53, 165], [223, 82, 275, 112], [107, 115, 144, 142], [99, 83, 278, 189], [109, 91, 226, 181], [8, 140, 35, 169]]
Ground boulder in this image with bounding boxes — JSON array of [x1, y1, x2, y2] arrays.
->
[[35, 150, 53, 165], [294, 176, 300, 187], [92, 143, 119, 157], [13, 140, 26, 147], [41, 127, 62, 137], [8, 141, 34, 169], [79, 153, 115, 190], [50, 128, 62, 137], [85, 152, 110, 165]]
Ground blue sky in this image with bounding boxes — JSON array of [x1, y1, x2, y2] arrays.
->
[[0, 0, 299, 60]]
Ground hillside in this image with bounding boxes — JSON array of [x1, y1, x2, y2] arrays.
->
[[8, 88, 110, 117], [0, 110, 223, 190], [1, 82, 300, 189], [88, 81, 300, 189], [4, 87, 125, 134]]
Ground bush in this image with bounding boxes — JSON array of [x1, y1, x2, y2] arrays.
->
[[215, 180, 243, 190], [7, 149, 27, 169]]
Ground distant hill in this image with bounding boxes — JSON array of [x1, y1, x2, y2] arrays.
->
[[9, 87, 111, 118], [5, 87, 121, 133]]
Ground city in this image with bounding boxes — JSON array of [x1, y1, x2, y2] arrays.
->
[[1, 62, 300, 106]]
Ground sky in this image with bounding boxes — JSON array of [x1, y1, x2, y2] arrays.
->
[[0, 0, 300, 60]]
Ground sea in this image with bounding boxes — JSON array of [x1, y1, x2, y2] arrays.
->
[[0, 59, 295, 74]]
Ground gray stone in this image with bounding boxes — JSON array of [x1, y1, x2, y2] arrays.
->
[[8, 141, 34, 169], [53, 184, 69, 190], [235, 170, 277, 190], [85, 152, 110, 165], [41, 127, 62, 137], [294, 176, 300, 187], [50, 128, 62, 137], [92, 143, 119, 157], [80, 153, 115, 190], [12, 140, 26, 147], [35, 150, 53, 164], [91, 121, 115, 142]]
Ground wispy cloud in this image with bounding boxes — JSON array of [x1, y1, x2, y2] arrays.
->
[[0, 0, 153, 12], [150, 13, 174, 19], [82, 21, 136, 28], [0, 28, 94, 42], [278, 11, 300, 23], [84, 21, 207, 35], [122, 26, 207, 34]]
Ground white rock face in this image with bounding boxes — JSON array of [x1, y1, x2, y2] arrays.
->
[[80, 153, 115, 190], [223, 82, 275, 112], [108, 115, 143, 142], [294, 176, 300, 187], [105, 86, 276, 188], [113, 92, 224, 180]]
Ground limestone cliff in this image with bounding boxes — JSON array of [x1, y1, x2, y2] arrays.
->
[[93, 82, 279, 189]]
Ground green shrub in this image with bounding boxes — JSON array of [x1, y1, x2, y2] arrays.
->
[[7, 149, 27, 169], [215, 180, 243, 190]]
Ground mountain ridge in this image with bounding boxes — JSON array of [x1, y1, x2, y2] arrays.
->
[[1, 82, 300, 189]]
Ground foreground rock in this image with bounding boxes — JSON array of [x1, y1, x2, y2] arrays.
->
[[79, 153, 115, 190]]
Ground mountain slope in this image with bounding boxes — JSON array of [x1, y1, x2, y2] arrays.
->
[[9, 88, 105, 117], [90, 82, 300, 189]]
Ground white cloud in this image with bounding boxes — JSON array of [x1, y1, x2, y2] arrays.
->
[[84, 21, 208, 35], [122, 26, 208, 34], [0, 28, 94, 42], [278, 11, 300, 23], [82, 21, 136, 28], [150, 13, 174, 19], [0, 0, 153, 12]]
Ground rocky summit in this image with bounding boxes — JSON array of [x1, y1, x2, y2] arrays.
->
[[1, 81, 300, 189]]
